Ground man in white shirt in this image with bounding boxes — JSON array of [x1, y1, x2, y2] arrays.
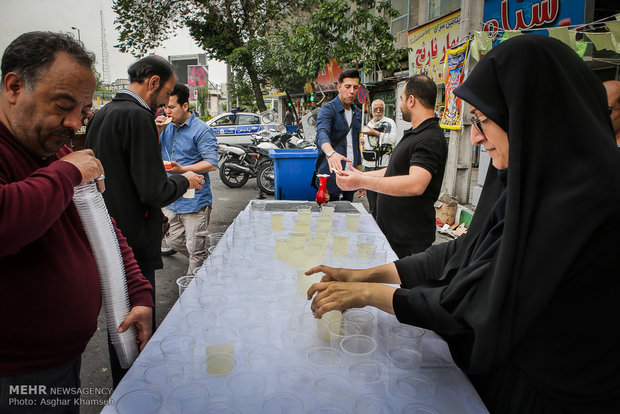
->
[[361, 99, 399, 217]]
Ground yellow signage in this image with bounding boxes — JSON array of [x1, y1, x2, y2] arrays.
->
[[408, 10, 461, 84]]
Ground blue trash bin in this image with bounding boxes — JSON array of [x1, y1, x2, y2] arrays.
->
[[269, 149, 318, 201]]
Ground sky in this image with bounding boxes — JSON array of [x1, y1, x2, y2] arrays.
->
[[1, 0, 227, 85]]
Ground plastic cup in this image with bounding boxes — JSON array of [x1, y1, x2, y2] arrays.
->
[[204, 326, 237, 356], [159, 335, 195, 367], [332, 233, 349, 257], [317, 310, 342, 342], [389, 374, 436, 401], [340, 334, 377, 362], [225, 371, 267, 410], [289, 232, 307, 248], [343, 308, 374, 336], [354, 394, 395, 414], [387, 346, 423, 371], [293, 219, 311, 234], [143, 362, 187, 385], [163, 160, 173, 171], [306, 346, 342, 368], [177, 275, 196, 297], [240, 322, 271, 346], [316, 217, 333, 231], [307, 405, 348, 414], [209, 232, 225, 247], [357, 235, 376, 261], [202, 403, 242, 414], [313, 374, 353, 400], [247, 346, 282, 370], [328, 321, 361, 349], [185, 309, 218, 330], [320, 205, 335, 216], [205, 352, 236, 375], [277, 366, 315, 390], [166, 384, 210, 414], [389, 324, 425, 350], [261, 391, 305, 414], [116, 389, 162, 414], [400, 404, 441, 414], [296, 205, 312, 218], [347, 360, 388, 385], [270, 212, 284, 230], [280, 329, 315, 358], [274, 235, 289, 260], [346, 212, 360, 232]]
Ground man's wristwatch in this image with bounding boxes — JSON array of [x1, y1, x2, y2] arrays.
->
[[325, 150, 335, 158]]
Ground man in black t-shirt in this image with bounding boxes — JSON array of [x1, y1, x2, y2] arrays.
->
[[337, 75, 447, 258]]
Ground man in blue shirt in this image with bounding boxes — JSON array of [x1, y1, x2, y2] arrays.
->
[[315, 69, 362, 201], [158, 84, 218, 274]]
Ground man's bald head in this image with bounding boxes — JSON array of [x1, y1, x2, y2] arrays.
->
[[603, 80, 620, 145]]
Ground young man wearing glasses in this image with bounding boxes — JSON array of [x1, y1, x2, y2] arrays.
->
[[337, 75, 448, 258]]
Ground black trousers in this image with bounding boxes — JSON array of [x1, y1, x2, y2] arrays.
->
[[107, 268, 157, 388], [0, 358, 81, 414], [329, 191, 355, 202]]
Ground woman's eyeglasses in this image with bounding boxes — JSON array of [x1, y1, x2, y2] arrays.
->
[[472, 115, 487, 136]]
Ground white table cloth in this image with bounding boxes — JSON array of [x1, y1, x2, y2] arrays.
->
[[102, 201, 488, 414]]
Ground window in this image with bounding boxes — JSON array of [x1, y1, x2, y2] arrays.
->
[[214, 115, 235, 126], [428, 0, 460, 21], [390, 0, 410, 34], [237, 114, 260, 125]]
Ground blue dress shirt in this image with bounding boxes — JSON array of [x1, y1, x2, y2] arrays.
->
[[160, 113, 219, 213]]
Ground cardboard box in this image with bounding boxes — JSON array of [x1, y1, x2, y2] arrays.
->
[[434, 194, 458, 225]]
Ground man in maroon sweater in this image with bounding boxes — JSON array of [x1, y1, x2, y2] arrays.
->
[[0, 32, 154, 413]]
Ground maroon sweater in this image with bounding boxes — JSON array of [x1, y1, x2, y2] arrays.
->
[[0, 122, 154, 375]]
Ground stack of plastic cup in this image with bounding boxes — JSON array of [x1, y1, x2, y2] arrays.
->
[[73, 182, 138, 368]]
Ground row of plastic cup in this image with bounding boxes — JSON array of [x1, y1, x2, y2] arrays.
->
[[73, 182, 138, 368]]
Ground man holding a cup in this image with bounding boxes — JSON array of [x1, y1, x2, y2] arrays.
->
[[86, 55, 203, 386], [159, 83, 218, 275], [336, 75, 448, 258]]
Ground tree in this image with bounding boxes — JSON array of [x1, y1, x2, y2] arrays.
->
[[112, 0, 311, 112], [290, 0, 406, 80]]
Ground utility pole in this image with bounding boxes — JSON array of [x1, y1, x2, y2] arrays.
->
[[100, 10, 111, 86], [226, 63, 232, 112], [442, 0, 484, 205]]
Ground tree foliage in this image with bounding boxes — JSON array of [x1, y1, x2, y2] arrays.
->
[[112, 0, 310, 111], [291, 0, 406, 81], [112, 0, 405, 112]]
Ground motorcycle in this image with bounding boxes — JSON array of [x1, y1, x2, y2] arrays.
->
[[218, 135, 278, 195]]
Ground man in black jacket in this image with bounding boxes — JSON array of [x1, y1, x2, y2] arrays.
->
[[86, 55, 203, 386]]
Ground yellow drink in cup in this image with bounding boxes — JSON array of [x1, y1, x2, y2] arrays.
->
[[274, 236, 289, 260], [346, 212, 360, 232], [333, 234, 349, 257], [270, 212, 284, 230], [206, 352, 235, 375]]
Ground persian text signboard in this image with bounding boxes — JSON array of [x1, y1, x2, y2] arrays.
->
[[408, 10, 461, 84]]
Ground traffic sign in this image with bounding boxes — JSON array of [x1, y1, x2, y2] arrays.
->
[[357, 84, 367, 103]]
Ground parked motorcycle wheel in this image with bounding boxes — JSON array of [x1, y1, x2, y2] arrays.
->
[[220, 160, 250, 188], [256, 161, 275, 195]]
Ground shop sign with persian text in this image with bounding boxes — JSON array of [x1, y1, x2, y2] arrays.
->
[[408, 10, 461, 84]]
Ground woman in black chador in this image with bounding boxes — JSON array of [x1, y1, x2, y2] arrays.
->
[[307, 35, 620, 413]]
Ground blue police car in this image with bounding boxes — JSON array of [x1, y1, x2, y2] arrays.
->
[[207, 111, 279, 145]]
